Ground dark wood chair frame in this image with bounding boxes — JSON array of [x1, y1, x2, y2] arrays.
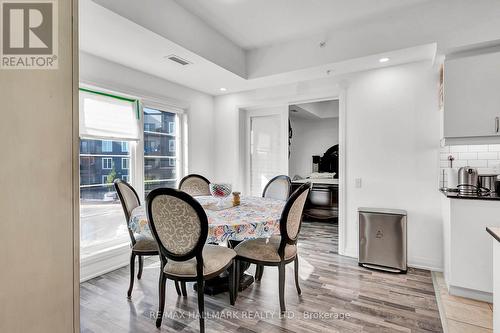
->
[[235, 182, 311, 314], [179, 174, 211, 191], [114, 179, 160, 298], [146, 188, 236, 331], [255, 175, 292, 282]]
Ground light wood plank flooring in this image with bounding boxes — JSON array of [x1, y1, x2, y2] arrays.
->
[[433, 272, 492, 333], [81, 222, 442, 332]]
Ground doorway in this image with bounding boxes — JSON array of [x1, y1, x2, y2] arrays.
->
[[288, 99, 340, 253]]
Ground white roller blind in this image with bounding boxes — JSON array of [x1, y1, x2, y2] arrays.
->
[[79, 90, 140, 141]]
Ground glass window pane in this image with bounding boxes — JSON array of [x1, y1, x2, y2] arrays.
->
[[80, 138, 131, 256], [144, 133, 176, 157], [144, 107, 179, 196]]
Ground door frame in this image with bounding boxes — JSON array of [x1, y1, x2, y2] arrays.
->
[[243, 105, 289, 196], [236, 90, 347, 256]]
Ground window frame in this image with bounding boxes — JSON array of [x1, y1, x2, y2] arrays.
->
[[78, 83, 188, 280], [101, 140, 113, 153], [140, 102, 185, 198], [102, 157, 113, 170], [121, 157, 129, 170]]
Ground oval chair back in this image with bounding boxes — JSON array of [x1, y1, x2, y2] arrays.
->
[[278, 182, 311, 259], [179, 174, 211, 197], [146, 188, 208, 263], [262, 175, 291, 201], [114, 179, 141, 245]]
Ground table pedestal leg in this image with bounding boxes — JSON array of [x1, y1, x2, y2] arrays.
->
[[193, 240, 254, 295]]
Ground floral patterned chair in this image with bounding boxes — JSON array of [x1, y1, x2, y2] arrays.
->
[[255, 175, 292, 281], [262, 175, 291, 201], [179, 174, 211, 197], [146, 188, 237, 331], [114, 179, 159, 298], [234, 182, 311, 313]]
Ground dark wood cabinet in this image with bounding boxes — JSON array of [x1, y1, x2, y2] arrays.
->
[[292, 182, 338, 221]]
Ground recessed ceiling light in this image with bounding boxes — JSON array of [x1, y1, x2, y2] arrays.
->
[[220, 88, 227, 92], [379, 57, 390, 63]]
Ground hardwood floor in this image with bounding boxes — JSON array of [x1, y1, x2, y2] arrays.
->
[[80, 222, 442, 332], [433, 272, 492, 332]]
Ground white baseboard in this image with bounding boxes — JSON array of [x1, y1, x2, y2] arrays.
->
[[80, 243, 131, 282], [449, 285, 492, 303], [408, 256, 443, 272]]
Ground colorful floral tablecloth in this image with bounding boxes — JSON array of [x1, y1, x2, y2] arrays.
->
[[129, 196, 285, 243]]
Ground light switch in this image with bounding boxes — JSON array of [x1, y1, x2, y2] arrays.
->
[[355, 178, 362, 188]]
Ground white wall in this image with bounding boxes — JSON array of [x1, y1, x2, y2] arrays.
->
[[343, 62, 442, 270], [214, 61, 443, 271], [79, 52, 215, 180], [0, 1, 77, 332], [289, 116, 339, 178]]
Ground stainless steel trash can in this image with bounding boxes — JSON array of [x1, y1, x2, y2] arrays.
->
[[358, 207, 407, 273]]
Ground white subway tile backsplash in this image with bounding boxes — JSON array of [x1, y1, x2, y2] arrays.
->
[[458, 152, 477, 160], [469, 145, 489, 152], [467, 160, 488, 167], [440, 145, 500, 185], [450, 145, 469, 152], [452, 160, 468, 168], [477, 152, 498, 160], [440, 153, 452, 161], [440, 161, 450, 168], [488, 160, 500, 168]]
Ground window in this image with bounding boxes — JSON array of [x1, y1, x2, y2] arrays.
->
[[169, 139, 176, 153], [102, 140, 112, 152], [121, 142, 129, 153], [144, 107, 180, 195], [122, 158, 129, 170], [102, 157, 113, 169], [168, 121, 175, 134], [79, 89, 139, 258]]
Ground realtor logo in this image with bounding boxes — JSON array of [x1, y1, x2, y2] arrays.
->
[[1, 0, 58, 69]]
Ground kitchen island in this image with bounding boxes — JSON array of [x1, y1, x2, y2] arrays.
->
[[441, 190, 500, 302]]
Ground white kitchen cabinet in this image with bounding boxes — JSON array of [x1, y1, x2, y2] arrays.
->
[[444, 51, 500, 139], [442, 195, 500, 302]]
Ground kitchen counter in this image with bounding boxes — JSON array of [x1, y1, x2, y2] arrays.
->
[[440, 189, 500, 201], [292, 178, 339, 185]]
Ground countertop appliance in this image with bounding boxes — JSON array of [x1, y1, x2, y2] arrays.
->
[[479, 174, 498, 193], [358, 208, 407, 273], [458, 166, 479, 194]]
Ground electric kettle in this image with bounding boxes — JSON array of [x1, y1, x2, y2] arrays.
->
[[458, 166, 479, 194]]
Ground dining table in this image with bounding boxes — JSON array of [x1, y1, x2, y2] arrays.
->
[[128, 195, 286, 294]]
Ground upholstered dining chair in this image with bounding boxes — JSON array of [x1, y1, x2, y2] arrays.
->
[[262, 175, 291, 201], [146, 188, 237, 331], [179, 174, 211, 196], [114, 179, 159, 298], [255, 175, 292, 281], [234, 182, 311, 313]]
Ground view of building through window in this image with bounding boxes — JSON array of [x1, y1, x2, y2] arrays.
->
[[80, 139, 131, 255], [144, 107, 178, 196]]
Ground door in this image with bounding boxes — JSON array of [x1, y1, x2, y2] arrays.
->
[[247, 107, 287, 196]]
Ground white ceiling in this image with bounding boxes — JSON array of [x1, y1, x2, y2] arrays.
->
[[80, 1, 437, 95], [173, 0, 431, 49], [290, 100, 339, 120]]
